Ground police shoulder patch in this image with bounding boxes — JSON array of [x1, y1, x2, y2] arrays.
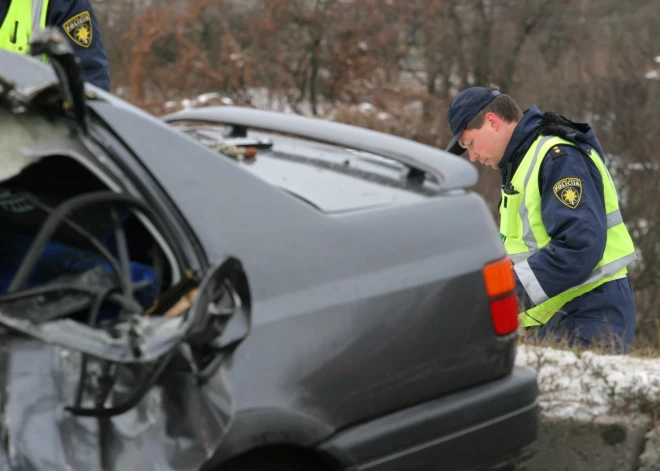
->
[[553, 177, 582, 209], [63, 11, 93, 48]]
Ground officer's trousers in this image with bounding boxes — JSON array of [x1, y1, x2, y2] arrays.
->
[[532, 278, 637, 354]]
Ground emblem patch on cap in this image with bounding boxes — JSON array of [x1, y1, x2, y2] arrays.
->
[[553, 177, 582, 209], [63, 11, 93, 48]]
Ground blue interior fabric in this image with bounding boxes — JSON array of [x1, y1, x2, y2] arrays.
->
[[0, 232, 158, 317]]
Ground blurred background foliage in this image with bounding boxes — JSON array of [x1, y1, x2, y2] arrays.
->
[[93, 0, 660, 347]]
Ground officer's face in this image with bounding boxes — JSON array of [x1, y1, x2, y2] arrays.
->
[[459, 114, 508, 169]]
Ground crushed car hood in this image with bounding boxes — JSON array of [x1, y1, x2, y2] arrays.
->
[[0, 338, 232, 471]]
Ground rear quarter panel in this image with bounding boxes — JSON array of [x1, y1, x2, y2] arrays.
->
[[223, 192, 514, 433]]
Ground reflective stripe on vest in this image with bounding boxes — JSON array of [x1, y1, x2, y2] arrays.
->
[[499, 135, 637, 327], [0, 0, 49, 56], [509, 208, 624, 265]]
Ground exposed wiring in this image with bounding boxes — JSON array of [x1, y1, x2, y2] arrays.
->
[[26, 196, 124, 285], [0, 190, 203, 418], [65, 351, 174, 417], [73, 285, 118, 407], [7, 191, 163, 293], [0, 281, 150, 313]]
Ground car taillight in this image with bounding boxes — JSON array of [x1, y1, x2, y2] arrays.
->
[[483, 257, 518, 336]]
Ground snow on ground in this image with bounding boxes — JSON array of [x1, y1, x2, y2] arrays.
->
[[516, 344, 660, 420], [647, 56, 660, 80], [164, 93, 235, 111]]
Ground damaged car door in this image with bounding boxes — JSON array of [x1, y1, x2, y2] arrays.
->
[[0, 34, 250, 471]]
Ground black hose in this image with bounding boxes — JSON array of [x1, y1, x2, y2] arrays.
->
[[94, 362, 119, 412], [27, 196, 124, 285], [8, 192, 154, 293], [0, 192, 190, 418]]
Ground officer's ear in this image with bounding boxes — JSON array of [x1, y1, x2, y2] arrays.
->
[[484, 112, 501, 131]]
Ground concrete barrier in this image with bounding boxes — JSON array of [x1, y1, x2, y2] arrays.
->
[[639, 425, 660, 471], [515, 345, 660, 471]]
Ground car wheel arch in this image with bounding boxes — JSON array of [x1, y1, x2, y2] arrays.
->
[[200, 407, 352, 470]]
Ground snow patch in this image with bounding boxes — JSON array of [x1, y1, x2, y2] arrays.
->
[[359, 102, 375, 113], [516, 345, 660, 420], [161, 92, 236, 112], [627, 162, 660, 171], [197, 92, 220, 104]]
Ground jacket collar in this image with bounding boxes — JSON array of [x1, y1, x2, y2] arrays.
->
[[498, 106, 543, 182]]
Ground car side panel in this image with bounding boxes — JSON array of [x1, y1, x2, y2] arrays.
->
[[223, 268, 515, 425]]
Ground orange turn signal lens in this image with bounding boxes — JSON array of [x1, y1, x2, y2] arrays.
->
[[483, 257, 516, 298]]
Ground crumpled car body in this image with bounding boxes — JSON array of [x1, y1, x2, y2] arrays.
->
[[0, 39, 538, 471]]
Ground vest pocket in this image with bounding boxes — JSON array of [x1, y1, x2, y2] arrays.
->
[[500, 191, 523, 237]]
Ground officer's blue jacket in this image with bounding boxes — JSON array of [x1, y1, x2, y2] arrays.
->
[[0, 0, 110, 91], [500, 106, 636, 346], [500, 106, 608, 301]]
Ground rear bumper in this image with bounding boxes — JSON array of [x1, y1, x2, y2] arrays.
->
[[317, 366, 539, 471]]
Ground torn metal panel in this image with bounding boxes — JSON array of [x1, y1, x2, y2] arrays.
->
[[0, 255, 247, 365], [0, 310, 185, 364], [0, 51, 58, 100], [0, 107, 69, 183], [0, 338, 232, 471]]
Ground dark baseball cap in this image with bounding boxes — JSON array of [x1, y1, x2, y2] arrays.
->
[[445, 87, 500, 155]]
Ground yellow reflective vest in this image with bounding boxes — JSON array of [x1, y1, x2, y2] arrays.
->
[[499, 135, 637, 327], [0, 0, 49, 56]]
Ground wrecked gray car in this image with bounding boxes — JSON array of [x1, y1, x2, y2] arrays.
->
[[0, 32, 538, 471]]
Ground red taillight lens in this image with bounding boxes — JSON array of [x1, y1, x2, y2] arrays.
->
[[483, 257, 518, 336], [489, 295, 519, 336]]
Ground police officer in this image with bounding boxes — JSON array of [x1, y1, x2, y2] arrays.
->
[[445, 85, 637, 353], [0, 0, 110, 91]]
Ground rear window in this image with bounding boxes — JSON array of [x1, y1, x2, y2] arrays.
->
[[181, 126, 437, 214]]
